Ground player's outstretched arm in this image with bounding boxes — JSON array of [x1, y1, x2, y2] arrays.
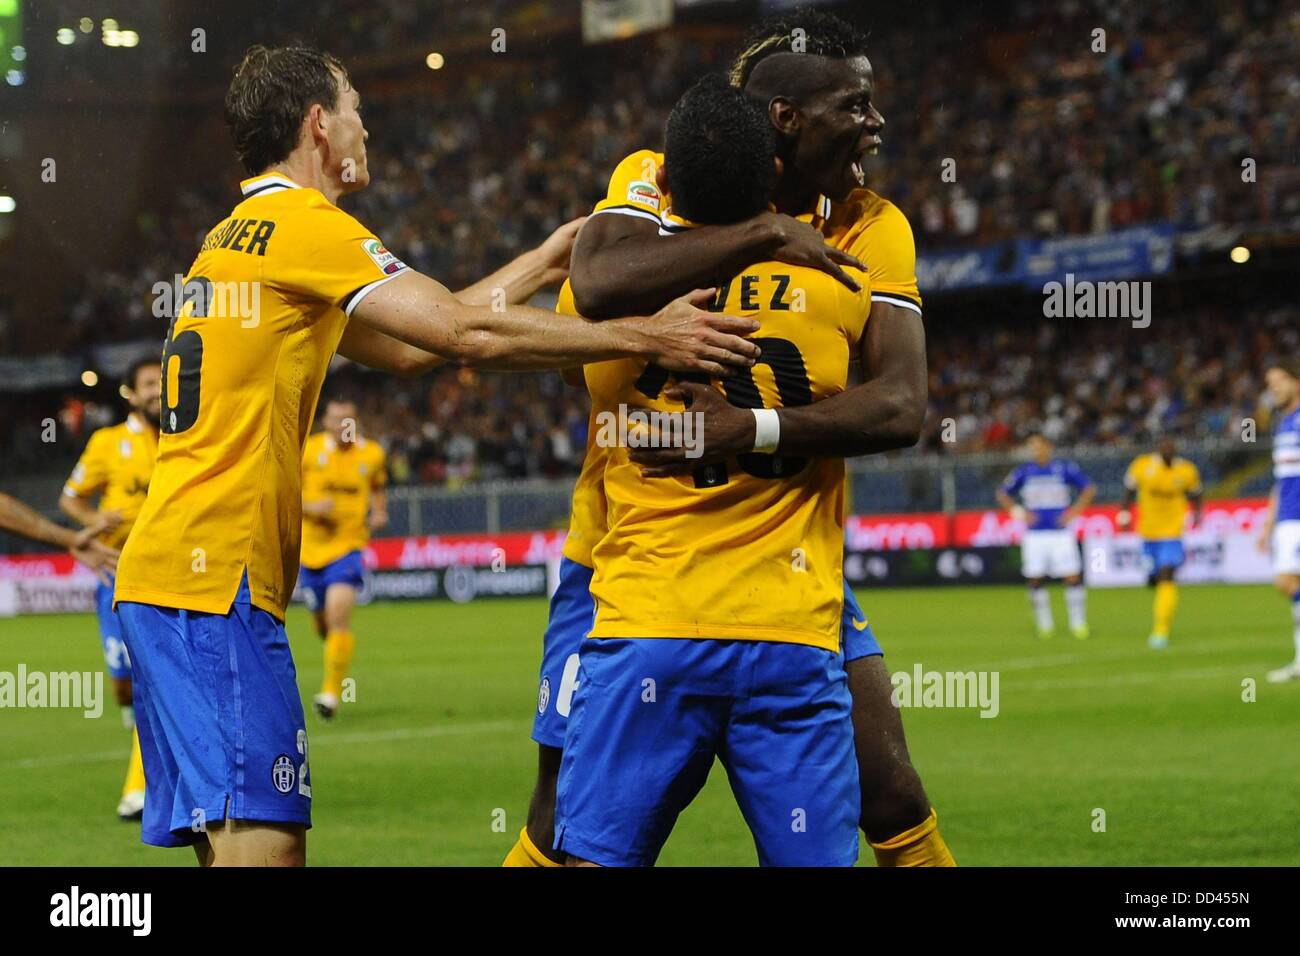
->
[[631, 300, 925, 474], [0, 492, 118, 583], [339, 219, 588, 377], [457, 217, 586, 307], [570, 212, 864, 320], [3, 491, 81, 550], [350, 272, 760, 374]]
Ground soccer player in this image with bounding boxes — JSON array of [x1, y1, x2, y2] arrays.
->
[[0, 494, 117, 579], [300, 397, 387, 719], [508, 10, 954, 868], [996, 434, 1096, 639], [1117, 438, 1203, 649], [112, 44, 758, 867], [58, 355, 161, 819], [1258, 360, 1300, 683], [555, 75, 873, 865]]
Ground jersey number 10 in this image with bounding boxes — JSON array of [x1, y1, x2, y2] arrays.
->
[[633, 336, 812, 488]]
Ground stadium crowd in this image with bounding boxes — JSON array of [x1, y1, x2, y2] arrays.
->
[[14, 0, 1300, 484]]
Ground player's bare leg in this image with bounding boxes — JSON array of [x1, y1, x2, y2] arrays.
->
[[1148, 565, 1177, 649], [112, 675, 146, 821], [203, 819, 306, 867], [1266, 572, 1300, 682], [1062, 573, 1089, 639], [847, 655, 955, 866], [1026, 576, 1053, 639], [191, 834, 214, 867], [314, 583, 357, 719], [524, 744, 566, 864]]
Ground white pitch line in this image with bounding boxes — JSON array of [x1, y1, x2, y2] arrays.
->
[[0, 719, 529, 771], [1014, 665, 1251, 691], [973, 639, 1270, 674]]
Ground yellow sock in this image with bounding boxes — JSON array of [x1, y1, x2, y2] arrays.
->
[[1153, 581, 1178, 637], [321, 629, 355, 699], [122, 726, 146, 798], [502, 826, 562, 867], [870, 808, 957, 867]]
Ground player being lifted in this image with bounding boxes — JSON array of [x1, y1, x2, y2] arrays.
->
[[112, 44, 758, 867], [1257, 360, 1300, 683], [1117, 438, 1202, 648], [506, 9, 954, 868], [996, 434, 1095, 639], [58, 355, 161, 820], [300, 397, 387, 719]]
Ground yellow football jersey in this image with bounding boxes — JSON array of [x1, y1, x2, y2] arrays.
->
[[300, 433, 387, 570], [62, 413, 158, 550], [116, 172, 408, 620], [1124, 453, 1202, 540], [560, 149, 922, 569], [586, 256, 872, 652]]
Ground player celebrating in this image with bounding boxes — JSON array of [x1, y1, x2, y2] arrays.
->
[[557, 75, 873, 866], [1118, 438, 1202, 649], [1258, 361, 1300, 683], [300, 397, 387, 719], [58, 355, 161, 820], [508, 10, 954, 868], [996, 434, 1096, 639], [112, 44, 758, 866]]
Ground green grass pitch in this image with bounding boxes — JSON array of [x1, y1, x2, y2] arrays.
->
[[2, 583, 1297, 866]]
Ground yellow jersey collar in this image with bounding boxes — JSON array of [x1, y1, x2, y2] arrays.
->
[[239, 172, 302, 197], [660, 193, 831, 231]]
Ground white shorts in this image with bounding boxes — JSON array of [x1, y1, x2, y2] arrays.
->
[[1273, 520, 1300, 576], [1021, 529, 1082, 579]]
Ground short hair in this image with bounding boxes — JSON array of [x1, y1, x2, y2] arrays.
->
[[225, 45, 348, 176], [664, 75, 776, 225], [1267, 357, 1300, 380], [729, 7, 869, 90], [124, 354, 161, 392]]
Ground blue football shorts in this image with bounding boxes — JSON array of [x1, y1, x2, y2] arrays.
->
[[554, 636, 860, 867], [116, 572, 312, 847], [94, 573, 132, 680], [531, 559, 881, 749], [1142, 538, 1186, 575], [298, 549, 366, 612]]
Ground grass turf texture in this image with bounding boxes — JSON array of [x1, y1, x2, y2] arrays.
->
[[1, 583, 1297, 866]]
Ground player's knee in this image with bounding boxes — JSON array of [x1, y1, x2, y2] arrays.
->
[[1274, 575, 1299, 598]]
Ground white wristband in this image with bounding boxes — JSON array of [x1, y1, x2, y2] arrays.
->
[[751, 408, 780, 453]]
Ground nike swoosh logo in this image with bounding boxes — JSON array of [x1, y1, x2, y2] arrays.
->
[[851, 618, 869, 631]]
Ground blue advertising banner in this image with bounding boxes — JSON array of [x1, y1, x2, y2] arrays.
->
[[916, 223, 1179, 294]]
